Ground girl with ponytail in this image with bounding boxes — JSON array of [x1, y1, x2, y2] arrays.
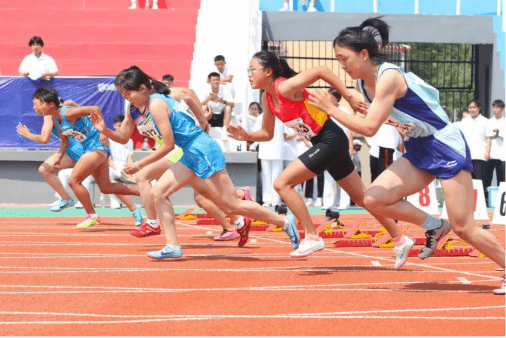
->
[[309, 17, 505, 286], [91, 65, 298, 259], [227, 50, 402, 260]]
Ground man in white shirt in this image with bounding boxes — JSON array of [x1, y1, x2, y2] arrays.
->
[[460, 99, 489, 203], [18, 36, 58, 81], [485, 99, 505, 195], [213, 55, 235, 99], [201, 72, 234, 129]]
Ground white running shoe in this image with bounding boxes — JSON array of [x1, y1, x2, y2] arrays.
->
[[393, 237, 414, 269], [418, 220, 452, 259], [314, 197, 323, 208], [307, 5, 317, 12], [493, 275, 505, 295], [290, 237, 324, 258]]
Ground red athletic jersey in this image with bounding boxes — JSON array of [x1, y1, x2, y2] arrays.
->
[[266, 78, 329, 139]]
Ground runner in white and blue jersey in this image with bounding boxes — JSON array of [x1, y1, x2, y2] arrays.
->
[[308, 17, 505, 294], [32, 88, 141, 229], [91, 66, 298, 259]]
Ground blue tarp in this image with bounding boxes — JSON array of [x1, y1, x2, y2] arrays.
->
[[0, 77, 124, 149]]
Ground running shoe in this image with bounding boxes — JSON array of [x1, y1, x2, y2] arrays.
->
[[290, 237, 324, 258], [237, 217, 252, 247], [284, 215, 300, 249], [493, 275, 505, 295], [147, 245, 183, 259], [393, 236, 415, 269], [213, 229, 240, 241], [240, 187, 253, 201], [50, 198, 75, 212], [132, 204, 144, 226], [418, 220, 452, 259], [130, 223, 161, 237], [76, 214, 101, 229]]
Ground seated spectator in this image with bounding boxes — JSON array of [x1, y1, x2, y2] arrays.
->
[[162, 74, 174, 88], [19, 36, 58, 81], [201, 72, 234, 131], [279, 0, 317, 12], [213, 55, 235, 99], [53, 169, 93, 210]]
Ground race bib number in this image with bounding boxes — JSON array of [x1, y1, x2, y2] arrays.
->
[[385, 116, 414, 134], [137, 123, 161, 139], [62, 129, 87, 142], [285, 118, 316, 140]]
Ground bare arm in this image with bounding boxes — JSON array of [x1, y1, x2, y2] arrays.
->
[[485, 137, 492, 161], [170, 88, 210, 132], [277, 65, 367, 113], [17, 115, 54, 144], [220, 75, 233, 84], [90, 108, 136, 144], [64, 105, 101, 123], [308, 70, 405, 137]]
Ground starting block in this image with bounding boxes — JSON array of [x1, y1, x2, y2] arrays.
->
[[178, 207, 211, 220], [468, 249, 486, 258], [372, 225, 409, 248], [409, 234, 473, 257], [333, 221, 375, 247]]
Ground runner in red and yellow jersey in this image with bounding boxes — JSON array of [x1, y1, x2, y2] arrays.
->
[[227, 51, 403, 262]]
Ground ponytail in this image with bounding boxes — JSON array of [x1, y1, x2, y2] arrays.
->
[[334, 16, 390, 61], [252, 50, 298, 79], [151, 79, 171, 95]]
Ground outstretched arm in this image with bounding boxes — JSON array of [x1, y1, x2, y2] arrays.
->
[[17, 115, 54, 144]]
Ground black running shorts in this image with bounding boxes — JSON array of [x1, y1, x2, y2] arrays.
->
[[298, 119, 355, 181]]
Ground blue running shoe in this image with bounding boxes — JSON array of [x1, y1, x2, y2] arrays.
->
[[50, 199, 75, 212], [284, 215, 300, 249], [147, 245, 183, 259], [132, 204, 144, 226]]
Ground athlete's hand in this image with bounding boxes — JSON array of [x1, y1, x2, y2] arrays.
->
[[123, 162, 139, 175], [347, 93, 369, 114], [226, 125, 248, 141], [308, 90, 335, 113], [90, 111, 106, 132], [199, 120, 211, 134], [16, 123, 31, 138], [99, 133, 109, 147]]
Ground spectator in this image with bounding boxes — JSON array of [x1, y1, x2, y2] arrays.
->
[[279, 0, 317, 12], [485, 99, 505, 197], [201, 72, 234, 130], [452, 109, 469, 131], [106, 116, 144, 225], [129, 0, 158, 9], [460, 99, 489, 204], [245, 102, 261, 150], [213, 55, 235, 99], [19, 36, 58, 81], [352, 140, 362, 177], [162, 74, 174, 88]]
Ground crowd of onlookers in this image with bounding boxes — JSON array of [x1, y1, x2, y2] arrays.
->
[[14, 35, 506, 210]]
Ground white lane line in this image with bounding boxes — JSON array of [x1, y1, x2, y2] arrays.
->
[[456, 277, 472, 285], [181, 222, 503, 281], [371, 261, 382, 267]]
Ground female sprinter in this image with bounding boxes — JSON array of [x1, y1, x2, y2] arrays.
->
[[227, 51, 405, 266], [308, 17, 505, 294], [32, 88, 141, 228], [91, 66, 298, 259]]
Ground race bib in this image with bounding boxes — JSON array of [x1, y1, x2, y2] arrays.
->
[[137, 123, 161, 139], [62, 129, 87, 142], [385, 116, 414, 134], [285, 118, 316, 140], [174, 100, 199, 125]]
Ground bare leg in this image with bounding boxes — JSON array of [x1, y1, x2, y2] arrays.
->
[[363, 158, 435, 224], [68, 151, 107, 214], [223, 105, 232, 127], [39, 153, 76, 201], [94, 162, 140, 197], [442, 170, 505, 267], [194, 190, 236, 231], [338, 168, 401, 238], [135, 158, 172, 220], [273, 159, 317, 235]]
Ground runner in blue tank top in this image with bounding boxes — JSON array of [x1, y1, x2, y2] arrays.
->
[[91, 66, 298, 259], [308, 17, 505, 294], [32, 88, 141, 229]]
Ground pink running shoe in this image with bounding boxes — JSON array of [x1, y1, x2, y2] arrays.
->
[[240, 187, 253, 201], [213, 229, 240, 241], [76, 214, 101, 229]]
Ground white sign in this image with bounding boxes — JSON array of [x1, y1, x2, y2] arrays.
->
[[441, 179, 489, 221], [492, 182, 506, 225], [406, 181, 439, 215]]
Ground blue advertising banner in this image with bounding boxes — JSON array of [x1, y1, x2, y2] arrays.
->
[[0, 77, 124, 149]]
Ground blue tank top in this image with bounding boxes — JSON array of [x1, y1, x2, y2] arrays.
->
[[53, 106, 99, 143], [358, 62, 467, 158], [130, 93, 203, 150]]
